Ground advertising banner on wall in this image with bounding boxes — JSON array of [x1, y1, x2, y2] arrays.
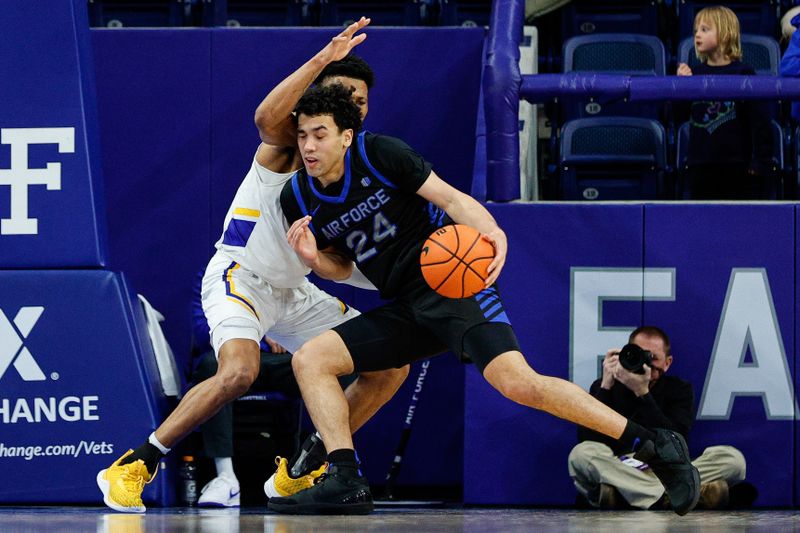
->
[[465, 203, 795, 507]]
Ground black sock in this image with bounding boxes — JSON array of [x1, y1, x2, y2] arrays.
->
[[621, 421, 657, 452], [327, 448, 357, 467], [120, 442, 163, 475]]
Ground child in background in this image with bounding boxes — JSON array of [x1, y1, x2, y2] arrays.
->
[[779, 5, 800, 123], [677, 5, 772, 199]]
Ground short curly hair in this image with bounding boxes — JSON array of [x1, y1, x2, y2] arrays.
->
[[294, 83, 362, 134], [315, 54, 374, 88]]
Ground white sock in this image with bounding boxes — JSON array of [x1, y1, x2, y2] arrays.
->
[[215, 457, 238, 484], [148, 432, 171, 455]]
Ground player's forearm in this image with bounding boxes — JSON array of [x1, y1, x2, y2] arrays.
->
[[308, 251, 355, 281], [254, 54, 329, 146], [443, 192, 501, 237]]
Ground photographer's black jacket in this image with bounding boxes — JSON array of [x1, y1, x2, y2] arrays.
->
[[577, 375, 695, 455]]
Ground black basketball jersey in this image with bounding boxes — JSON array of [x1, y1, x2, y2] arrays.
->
[[280, 131, 449, 299]]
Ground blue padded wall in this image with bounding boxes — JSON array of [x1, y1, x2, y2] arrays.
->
[[0, 0, 107, 268], [0, 270, 175, 504]]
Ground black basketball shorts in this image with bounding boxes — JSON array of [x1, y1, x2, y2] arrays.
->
[[332, 279, 521, 373]]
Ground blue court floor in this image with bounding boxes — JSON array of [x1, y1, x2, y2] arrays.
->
[[0, 506, 797, 532]]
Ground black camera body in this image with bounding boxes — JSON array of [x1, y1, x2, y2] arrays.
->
[[618, 343, 653, 374]]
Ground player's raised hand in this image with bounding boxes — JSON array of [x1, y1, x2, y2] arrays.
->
[[482, 228, 507, 288], [287, 215, 319, 267], [319, 17, 371, 65]]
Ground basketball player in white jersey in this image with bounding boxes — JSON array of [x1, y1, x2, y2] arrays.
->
[[97, 18, 406, 513]]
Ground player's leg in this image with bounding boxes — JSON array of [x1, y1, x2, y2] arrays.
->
[[268, 302, 439, 514], [266, 284, 410, 476], [483, 350, 628, 438], [272, 282, 411, 435], [422, 285, 699, 516], [97, 338, 261, 513], [157, 339, 260, 446], [345, 366, 410, 433], [97, 256, 271, 512]]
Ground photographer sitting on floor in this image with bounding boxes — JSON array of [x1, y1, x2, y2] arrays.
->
[[568, 326, 747, 510]]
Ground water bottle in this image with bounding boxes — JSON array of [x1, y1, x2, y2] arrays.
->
[[180, 455, 198, 506]]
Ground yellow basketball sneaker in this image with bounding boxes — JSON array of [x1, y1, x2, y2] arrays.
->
[[263, 456, 326, 499], [96, 449, 158, 513]]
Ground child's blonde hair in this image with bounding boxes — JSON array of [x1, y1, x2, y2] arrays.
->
[[694, 6, 742, 62]]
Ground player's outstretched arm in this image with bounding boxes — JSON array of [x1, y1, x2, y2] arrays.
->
[[254, 17, 370, 148], [417, 171, 507, 287], [287, 215, 355, 281]]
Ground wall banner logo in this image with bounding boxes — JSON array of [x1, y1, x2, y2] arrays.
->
[[0, 127, 75, 235], [0, 307, 46, 381]]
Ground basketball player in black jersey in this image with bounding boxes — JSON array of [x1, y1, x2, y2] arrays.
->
[[269, 84, 700, 516]]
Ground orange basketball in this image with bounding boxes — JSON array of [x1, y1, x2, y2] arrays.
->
[[420, 224, 495, 298]]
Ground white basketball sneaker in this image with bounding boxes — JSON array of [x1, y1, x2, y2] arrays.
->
[[198, 475, 240, 507]]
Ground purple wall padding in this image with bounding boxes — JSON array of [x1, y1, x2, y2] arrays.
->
[[520, 73, 800, 103], [0, 0, 107, 267], [482, 0, 524, 202]]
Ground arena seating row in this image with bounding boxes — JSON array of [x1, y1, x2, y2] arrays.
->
[[87, 0, 493, 27], [536, 0, 791, 73], [556, 117, 789, 201], [539, 29, 792, 201]]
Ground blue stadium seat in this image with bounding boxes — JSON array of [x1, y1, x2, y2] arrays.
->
[[561, 1, 661, 38], [438, 0, 492, 27], [320, 1, 436, 26], [559, 117, 667, 200], [677, 120, 785, 198], [88, 0, 185, 27], [676, 1, 780, 38], [562, 33, 666, 119], [677, 34, 780, 75]]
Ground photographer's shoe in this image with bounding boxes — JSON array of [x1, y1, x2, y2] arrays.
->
[[697, 479, 729, 510], [267, 463, 373, 515], [597, 483, 624, 510], [634, 429, 700, 516]]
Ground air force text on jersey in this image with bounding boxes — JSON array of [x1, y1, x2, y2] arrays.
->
[[320, 187, 391, 240]]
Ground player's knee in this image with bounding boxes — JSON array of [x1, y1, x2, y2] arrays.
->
[[495, 377, 543, 407], [293, 334, 351, 376], [215, 363, 258, 399]]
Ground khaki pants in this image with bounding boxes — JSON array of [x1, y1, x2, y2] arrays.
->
[[568, 441, 746, 509]]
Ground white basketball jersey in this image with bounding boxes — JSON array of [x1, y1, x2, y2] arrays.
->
[[214, 155, 309, 288]]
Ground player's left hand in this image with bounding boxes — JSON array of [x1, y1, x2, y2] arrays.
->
[[482, 228, 507, 288], [287, 215, 320, 267]]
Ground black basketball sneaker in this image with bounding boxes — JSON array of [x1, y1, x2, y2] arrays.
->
[[267, 463, 373, 515], [634, 428, 701, 516]]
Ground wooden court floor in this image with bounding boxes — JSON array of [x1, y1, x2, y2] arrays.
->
[[0, 506, 798, 532]]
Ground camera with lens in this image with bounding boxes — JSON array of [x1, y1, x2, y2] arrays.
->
[[618, 343, 653, 375]]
